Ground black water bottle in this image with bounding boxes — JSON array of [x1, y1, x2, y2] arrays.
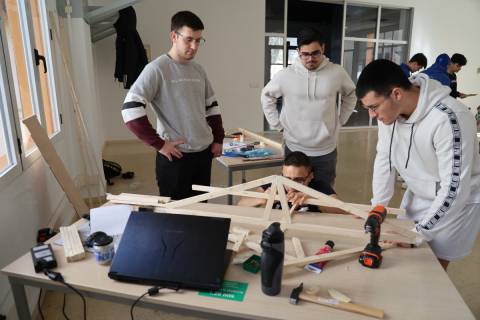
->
[[260, 222, 284, 296]]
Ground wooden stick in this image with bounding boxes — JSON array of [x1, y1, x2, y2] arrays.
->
[[291, 237, 305, 258], [23, 116, 89, 218], [106, 193, 170, 206], [278, 176, 416, 241], [60, 225, 86, 262], [285, 242, 396, 268], [284, 246, 364, 268], [164, 176, 275, 209], [191, 185, 405, 215], [275, 177, 291, 223], [237, 128, 283, 151], [263, 180, 277, 220], [298, 292, 384, 319]]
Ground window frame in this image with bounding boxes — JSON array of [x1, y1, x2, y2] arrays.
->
[[341, 2, 413, 127], [0, 17, 23, 188], [0, 0, 62, 187]]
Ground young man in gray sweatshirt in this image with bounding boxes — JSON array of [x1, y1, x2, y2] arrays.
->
[[121, 11, 224, 199], [261, 27, 356, 186]]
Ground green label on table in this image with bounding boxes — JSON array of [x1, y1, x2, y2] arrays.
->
[[198, 280, 248, 302]]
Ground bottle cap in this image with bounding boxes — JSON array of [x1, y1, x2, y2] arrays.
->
[[93, 234, 113, 247], [262, 222, 284, 243], [325, 240, 335, 249]]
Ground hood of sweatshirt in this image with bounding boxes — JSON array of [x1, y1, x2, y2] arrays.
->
[[387, 73, 451, 171], [292, 56, 331, 99], [399, 73, 451, 125], [421, 53, 451, 86]]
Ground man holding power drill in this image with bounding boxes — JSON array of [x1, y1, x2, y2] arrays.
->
[[356, 60, 480, 270]]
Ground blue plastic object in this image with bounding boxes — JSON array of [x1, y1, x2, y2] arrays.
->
[[223, 148, 274, 158]]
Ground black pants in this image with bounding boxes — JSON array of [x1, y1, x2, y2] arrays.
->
[[285, 146, 337, 186], [156, 147, 213, 200]]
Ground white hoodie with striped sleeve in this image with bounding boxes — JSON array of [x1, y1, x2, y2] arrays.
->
[[372, 74, 480, 253]]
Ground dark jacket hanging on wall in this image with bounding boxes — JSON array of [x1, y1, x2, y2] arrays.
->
[[114, 6, 148, 89]]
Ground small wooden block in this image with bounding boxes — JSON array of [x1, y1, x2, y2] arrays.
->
[[60, 225, 86, 262], [292, 237, 306, 258]]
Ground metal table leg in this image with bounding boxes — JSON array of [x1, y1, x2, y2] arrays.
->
[[8, 277, 31, 320], [227, 168, 233, 205]]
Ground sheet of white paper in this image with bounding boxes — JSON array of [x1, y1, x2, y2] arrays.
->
[[90, 204, 133, 236]]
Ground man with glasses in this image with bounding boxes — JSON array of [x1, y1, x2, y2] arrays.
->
[[121, 11, 224, 200], [356, 59, 480, 270], [261, 27, 356, 188], [238, 151, 336, 212]]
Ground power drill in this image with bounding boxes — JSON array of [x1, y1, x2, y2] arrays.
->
[[359, 205, 387, 268]]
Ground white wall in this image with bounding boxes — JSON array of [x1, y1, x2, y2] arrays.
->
[[93, 0, 266, 141]]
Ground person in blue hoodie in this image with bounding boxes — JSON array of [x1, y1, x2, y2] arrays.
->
[[421, 53, 451, 86], [261, 27, 356, 187], [399, 53, 428, 77]]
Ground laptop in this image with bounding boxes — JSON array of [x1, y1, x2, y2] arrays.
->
[[108, 211, 231, 291]]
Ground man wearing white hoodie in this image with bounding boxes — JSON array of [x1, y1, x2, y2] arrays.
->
[[261, 27, 356, 187], [356, 59, 480, 270]]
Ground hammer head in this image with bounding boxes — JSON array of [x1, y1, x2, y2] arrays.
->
[[289, 283, 304, 305]]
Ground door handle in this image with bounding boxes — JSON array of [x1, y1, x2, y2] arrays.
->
[[34, 48, 47, 73]]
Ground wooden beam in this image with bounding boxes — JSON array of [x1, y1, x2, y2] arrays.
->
[[60, 225, 86, 262], [263, 179, 277, 220], [284, 246, 364, 268], [164, 176, 275, 209], [237, 128, 282, 151], [155, 205, 413, 243], [277, 176, 417, 241], [275, 177, 291, 223], [191, 185, 405, 215], [284, 243, 395, 268], [23, 116, 89, 218], [291, 237, 306, 258], [107, 193, 170, 206]]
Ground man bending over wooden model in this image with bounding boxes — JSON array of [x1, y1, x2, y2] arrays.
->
[[238, 151, 337, 212]]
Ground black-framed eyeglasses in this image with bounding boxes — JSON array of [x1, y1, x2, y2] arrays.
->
[[361, 90, 393, 112], [283, 174, 310, 184], [298, 50, 322, 59], [175, 31, 206, 45]]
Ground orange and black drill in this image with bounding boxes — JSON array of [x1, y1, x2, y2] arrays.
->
[[359, 205, 387, 269]]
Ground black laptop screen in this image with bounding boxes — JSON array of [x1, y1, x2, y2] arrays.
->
[[109, 211, 231, 290]]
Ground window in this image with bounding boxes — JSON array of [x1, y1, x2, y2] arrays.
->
[[263, 1, 412, 129], [0, 0, 60, 180], [343, 5, 412, 127], [0, 64, 16, 176]]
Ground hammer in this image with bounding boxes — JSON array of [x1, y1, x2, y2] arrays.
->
[[289, 283, 384, 319]]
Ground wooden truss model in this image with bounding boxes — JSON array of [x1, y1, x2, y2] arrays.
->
[[107, 175, 417, 268]]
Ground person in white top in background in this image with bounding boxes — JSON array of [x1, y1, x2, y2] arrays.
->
[[261, 27, 356, 187], [356, 59, 480, 270]]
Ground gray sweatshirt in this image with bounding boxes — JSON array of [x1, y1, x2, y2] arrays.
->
[[122, 54, 221, 152], [261, 56, 356, 156]]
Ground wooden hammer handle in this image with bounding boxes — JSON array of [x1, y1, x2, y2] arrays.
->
[[299, 293, 384, 319]]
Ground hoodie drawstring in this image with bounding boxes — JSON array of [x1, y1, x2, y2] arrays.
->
[[405, 123, 415, 169], [388, 121, 396, 173]]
